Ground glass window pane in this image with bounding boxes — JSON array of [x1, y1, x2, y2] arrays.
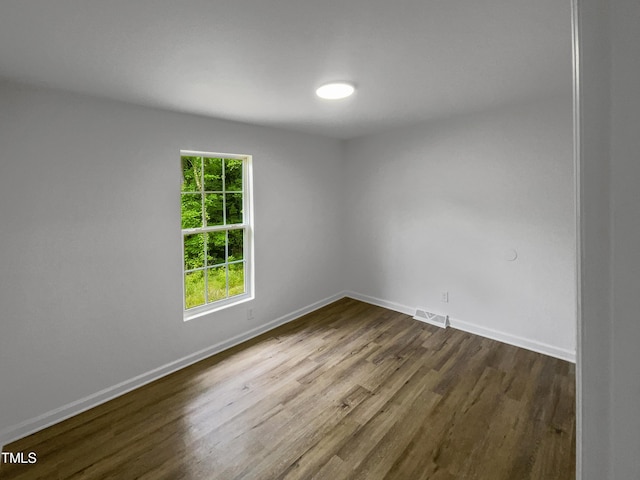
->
[[205, 193, 224, 226], [207, 231, 226, 266], [226, 193, 243, 225], [207, 266, 227, 302], [181, 156, 202, 192], [204, 157, 223, 191], [225, 159, 243, 191], [185, 271, 205, 309], [228, 229, 244, 261], [229, 262, 245, 297], [184, 233, 205, 270], [181, 194, 202, 229]]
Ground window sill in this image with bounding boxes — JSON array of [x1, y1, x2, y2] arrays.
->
[[183, 293, 254, 322]]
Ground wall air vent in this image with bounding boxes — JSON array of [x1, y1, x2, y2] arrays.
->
[[413, 309, 449, 328]]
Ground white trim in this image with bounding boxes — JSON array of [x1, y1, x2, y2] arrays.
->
[[571, 0, 583, 477], [184, 292, 254, 321], [344, 291, 576, 363], [448, 317, 576, 363], [180, 150, 248, 160], [182, 223, 247, 235], [343, 290, 414, 316], [0, 292, 344, 449]]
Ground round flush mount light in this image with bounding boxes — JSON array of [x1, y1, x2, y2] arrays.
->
[[315, 82, 355, 100]]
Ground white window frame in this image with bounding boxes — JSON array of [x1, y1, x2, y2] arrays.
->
[[181, 150, 254, 321]]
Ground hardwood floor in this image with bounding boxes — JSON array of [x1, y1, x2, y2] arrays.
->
[[2, 298, 575, 479]]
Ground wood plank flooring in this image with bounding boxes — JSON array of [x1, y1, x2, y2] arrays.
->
[[1, 298, 575, 479]]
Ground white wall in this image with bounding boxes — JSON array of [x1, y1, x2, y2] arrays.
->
[[344, 95, 576, 359], [0, 82, 345, 441]]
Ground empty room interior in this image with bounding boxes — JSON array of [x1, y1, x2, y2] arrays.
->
[[1, 0, 639, 479]]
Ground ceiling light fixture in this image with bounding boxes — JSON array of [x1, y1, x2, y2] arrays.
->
[[315, 82, 355, 100]]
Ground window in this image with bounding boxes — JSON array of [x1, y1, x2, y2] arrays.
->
[[181, 151, 253, 318]]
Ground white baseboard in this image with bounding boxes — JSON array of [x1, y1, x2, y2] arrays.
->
[[0, 292, 346, 449], [343, 291, 414, 316], [344, 291, 576, 363], [448, 317, 576, 363]]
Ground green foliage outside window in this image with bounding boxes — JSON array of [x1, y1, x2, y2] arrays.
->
[[181, 155, 247, 310]]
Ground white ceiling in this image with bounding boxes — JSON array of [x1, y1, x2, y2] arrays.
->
[[0, 0, 572, 139]]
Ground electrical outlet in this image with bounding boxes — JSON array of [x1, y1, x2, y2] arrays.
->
[[247, 308, 254, 320], [441, 292, 449, 303]]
